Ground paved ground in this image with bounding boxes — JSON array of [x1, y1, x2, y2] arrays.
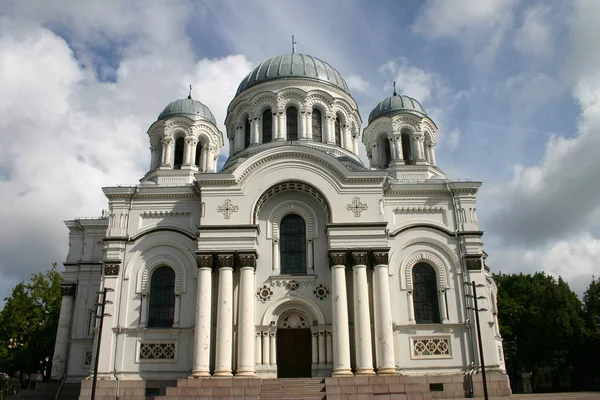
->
[[449, 393, 600, 400]]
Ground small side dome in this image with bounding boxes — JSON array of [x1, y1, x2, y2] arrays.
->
[[236, 53, 350, 96], [368, 94, 426, 123], [158, 97, 217, 125]]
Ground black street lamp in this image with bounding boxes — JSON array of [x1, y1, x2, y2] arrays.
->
[[91, 287, 113, 400], [467, 281, 489, 400]]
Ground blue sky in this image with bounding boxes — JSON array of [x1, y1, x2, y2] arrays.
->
[[1, 0, 599, 304]]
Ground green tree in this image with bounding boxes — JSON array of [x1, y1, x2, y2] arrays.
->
[[0, 265, 61, 387], [494, 272, 586, 391], [581, 277, 600, 389]]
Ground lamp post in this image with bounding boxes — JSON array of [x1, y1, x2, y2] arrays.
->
[[470, 281, 489, 400], [91, 287, 113, 400]]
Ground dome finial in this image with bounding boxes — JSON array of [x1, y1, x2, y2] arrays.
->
[[187, 84, 192, 100], [291, 35, 297, 54], [393, 81, 397, 96]]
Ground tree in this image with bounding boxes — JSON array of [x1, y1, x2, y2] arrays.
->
[[580, 277, 600, 389], [494, 272, 587, 392], [0, 265, 61, 387]]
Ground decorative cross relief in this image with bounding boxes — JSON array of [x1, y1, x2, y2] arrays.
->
[[217, 199, 238, 219], [347, 197, 367, 217]]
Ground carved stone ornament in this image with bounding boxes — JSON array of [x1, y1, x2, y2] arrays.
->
[[285, 280, 300, 291], [217, 199, 238, 219], [347, 197, 368, 217], [313, 284, 329, 300], [196, 254, 213, 269], [217, 254, 234, 269], [351, 252, 368, 266], [61, 284, 76, 297], [372, 251, 389, 266], [329, 251, 346, 267], [466, 257, 483, 271], [256, 285, 273, 303], [238, 253, 257, 269], [104, 263, 120, 276]]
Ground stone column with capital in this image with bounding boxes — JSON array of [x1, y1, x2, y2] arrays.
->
[[329, 251, 353, 376], [51, 284, 76, 380], [393, 135, 404, 163], [250, 117, 260, 145], [325, 113, 336, 144], [372, 251, 398, 375], [351, 251, 375, 375], [414, 133, 426, 163], [277, 111, 285, 140], [182, 137, 192, 167], [214, 254, 234, 376], [161, 138, 173, 168], [206, 145, 216, 172], [191, 254, 213, 377], [236, 252, 257, 376]]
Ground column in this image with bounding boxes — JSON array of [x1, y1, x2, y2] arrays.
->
[[326, 329, 333, 366], [206, 145, 216, 172], [352, 252, 375, 375], [161, 138, 172, 167], [352, 136, 358, 154], [329, 251, 352, 376], [250, 117, 260, 145], [299, 109, 306, 140], [236, 253, 256, 376], [277, 111, 285, 140], [407, 291, 416, 324], [342, 126, 351, 151], [272, 240, 280, 274], [325, 113, 336, 144], [51, 284, 76, 380], [269, 331, 277, 366], [200, 146, 208, 172], [318, 329, 326, 367], [272, 112, 279, 140], [372, 251, 397, 375], [262, 332, 270, 368], [429, 144, 437, 165], [305, 110, 313, 140], [439, 290, 449, 323], [191, 255, 213, 377], [414, 134, 426, 162], [311, 328, 318, 369], [307, 239, 314, 274], [371, 143, 380, 168], [150, 145, 160, 169], [255, 332, 262, 366], [214, 254, 234, 376], [393, 135, 404, 162], [182, 138, 192, 166]]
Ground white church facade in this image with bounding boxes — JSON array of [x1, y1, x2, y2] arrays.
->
[[51, 53, 510, 398]]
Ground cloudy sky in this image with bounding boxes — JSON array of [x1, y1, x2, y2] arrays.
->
[[1, 0, 599, 304]]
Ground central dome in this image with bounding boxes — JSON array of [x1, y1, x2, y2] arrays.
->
[[236, 53, 350, 96]]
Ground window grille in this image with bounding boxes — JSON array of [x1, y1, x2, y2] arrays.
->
[[148, 266, 175, 328], [413, 263, 440, 324], [312, 109, 322, 142], [280, 214, 306, 274], [334, 117, 341, 146]]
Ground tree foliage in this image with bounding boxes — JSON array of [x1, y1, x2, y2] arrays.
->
[[494, 272, 600, 391], [0, 265, 61, 385]]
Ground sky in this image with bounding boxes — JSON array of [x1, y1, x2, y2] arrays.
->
[[1, 0, 599, 305]]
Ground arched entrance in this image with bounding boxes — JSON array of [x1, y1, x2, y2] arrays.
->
[[276, 312, 312, 377]]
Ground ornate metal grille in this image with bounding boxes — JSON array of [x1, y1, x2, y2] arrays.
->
[[139, 342, 176, 360], [148, 266, 175, 328], [312, 109, 322, 142], [286, 107, 298, 141], [280, 214, 306, 274], [334, 117, 341, 146], [173, 137, 184, 169], [244, 118, 251, 148], [84, 351, 93, 365], [412, 337, 450, 358], [262, 109, 272, 143], [413, 263, 440, 324]]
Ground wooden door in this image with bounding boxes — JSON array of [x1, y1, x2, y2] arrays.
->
[[276, 329, 312, 378]]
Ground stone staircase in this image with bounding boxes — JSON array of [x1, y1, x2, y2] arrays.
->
[[260, 378, 326, 399]]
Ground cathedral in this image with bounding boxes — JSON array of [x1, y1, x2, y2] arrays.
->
[[50, 53, 510, 399]]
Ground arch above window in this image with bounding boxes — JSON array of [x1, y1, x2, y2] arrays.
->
[[404, 252, 448, 292], [268, 201, 318, 240], [139, 254, 186, 296]]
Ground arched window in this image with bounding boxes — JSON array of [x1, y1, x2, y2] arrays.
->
[[280, 214, 306, 274], [402, 132, 413, 164], [244, 118, 251, 148], [148, 266, 175, 328], [173, 137, 184, 169], [334, 117, 342, 146], [312, 109, 322, 142], [412, 263, 440, 324], [195, 142, 202, 167], [383, 137, 392, 168], [262, 109, 272, 143], [286, 107, 298, 141]]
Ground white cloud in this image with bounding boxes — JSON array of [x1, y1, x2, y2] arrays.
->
[[0, 9, 252, 304], [345, 74, 372, 94], [413, 0, 517, 39], [514, 5, 553, 56]]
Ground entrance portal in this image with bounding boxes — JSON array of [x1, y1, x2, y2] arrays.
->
[[276, 328, 312, 378]]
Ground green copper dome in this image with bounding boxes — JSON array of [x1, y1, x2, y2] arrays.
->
[[236, 53, 350, 96], [368, 94, 427, 123], [158, 97, 217, 125]]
